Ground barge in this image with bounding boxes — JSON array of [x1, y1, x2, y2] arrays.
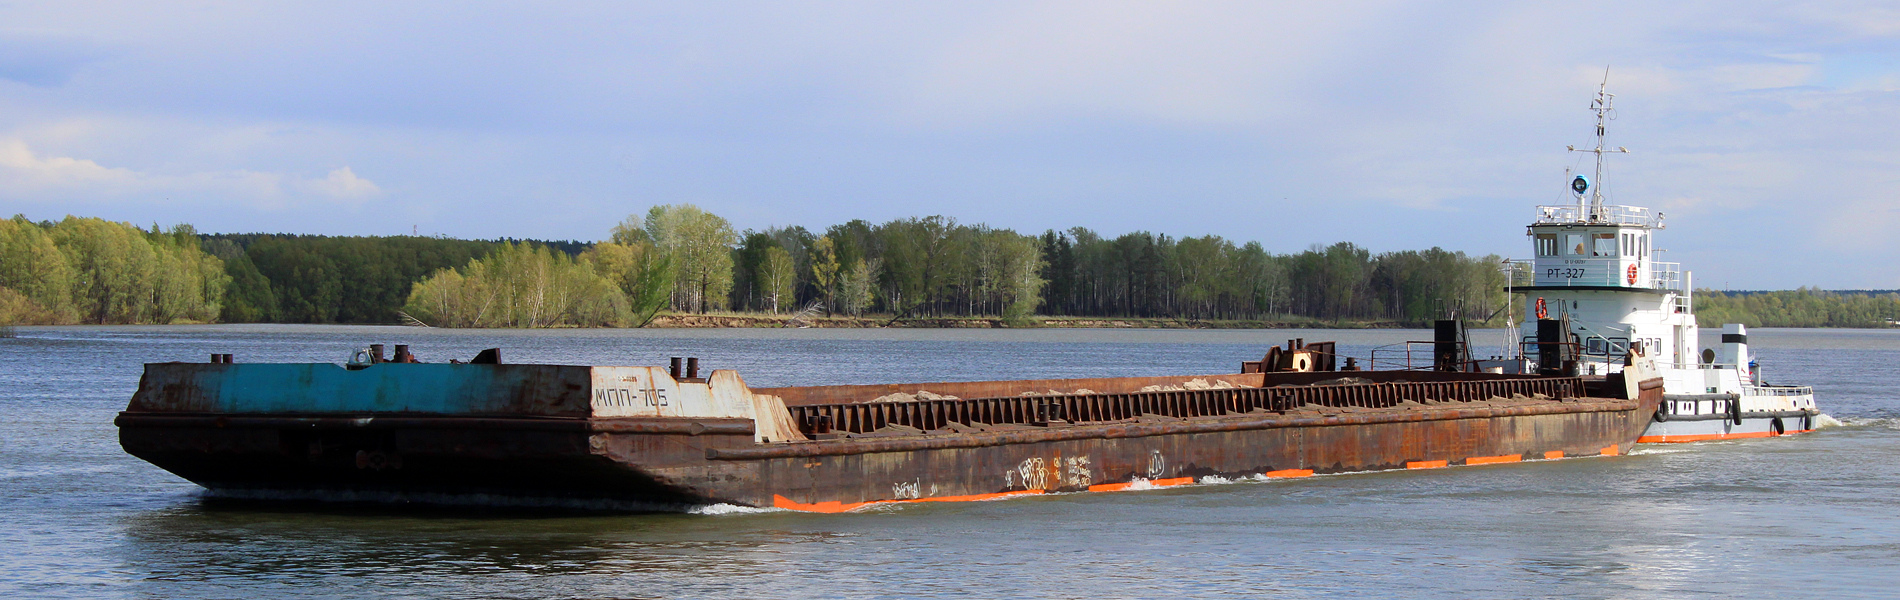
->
[[119, 338, 1663, 512]]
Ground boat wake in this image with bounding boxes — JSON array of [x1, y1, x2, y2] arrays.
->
[[1831, 415, 1900, 430], [1629, 445, 1701, 455], [688, 503, 785, 516], [1199, 474, 1282, 485]]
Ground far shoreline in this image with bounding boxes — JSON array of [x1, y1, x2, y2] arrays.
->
[[0, 314, 1425, 332], [640, 313, 1417, 329], [8, 314, 1896, 333]]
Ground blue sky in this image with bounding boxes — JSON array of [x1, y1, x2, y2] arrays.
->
[[2, 2, 1898, 289]]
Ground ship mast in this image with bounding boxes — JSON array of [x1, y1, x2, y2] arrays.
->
[[1567, 69, 1628, 222]]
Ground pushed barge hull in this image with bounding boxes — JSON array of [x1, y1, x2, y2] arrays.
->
[[118, 347, 1664, 512]]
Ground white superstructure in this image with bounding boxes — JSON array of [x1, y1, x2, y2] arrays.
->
[[1512, 79, 1818, 442]]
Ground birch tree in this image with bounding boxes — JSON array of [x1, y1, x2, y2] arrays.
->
[[642, 205, 736, 313], [404, 242, 627, 328], [0, 216, 76, 323], [809, 236, 840, 315], [840, 257, 878, 316], [583, 240, 674, 326]]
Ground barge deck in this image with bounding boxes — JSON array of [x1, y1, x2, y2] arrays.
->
[[118, 343, 1663, 512]]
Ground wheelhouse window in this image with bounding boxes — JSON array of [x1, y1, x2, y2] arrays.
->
[[1592, 233, 1616, 257], [1535, 234, 1558, 257], [1567, 234, 1586, 256]]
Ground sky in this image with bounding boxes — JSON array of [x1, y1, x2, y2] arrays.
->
[[2, 1, 1898, 289]]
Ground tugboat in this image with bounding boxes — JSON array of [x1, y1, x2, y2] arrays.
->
[[1507, 79, 1819, 442]]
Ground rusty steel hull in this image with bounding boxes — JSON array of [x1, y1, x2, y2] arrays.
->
[[118, 390, 1659, 511], [721, 397, 1654, 510]]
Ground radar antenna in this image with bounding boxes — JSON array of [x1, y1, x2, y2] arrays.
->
[[1566, 67, 1629, 222]]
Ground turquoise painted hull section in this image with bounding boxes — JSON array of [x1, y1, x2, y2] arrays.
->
[[130, 363, 593, 417]]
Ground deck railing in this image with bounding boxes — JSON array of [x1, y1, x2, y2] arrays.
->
[[1745, 385, 1814, 397], [1533, 204, 1661, 227]]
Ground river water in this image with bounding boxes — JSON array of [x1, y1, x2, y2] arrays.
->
[[2, 325, 1896, 599]]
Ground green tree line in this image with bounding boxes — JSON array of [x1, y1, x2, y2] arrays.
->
[[201, 233, 500, 323], [23, 208, 1889, 329], [1695, 288, 1900, 328], [0, 216, 227, 324], [395, 205, 1512, 327], [403, 242, 632, 327]]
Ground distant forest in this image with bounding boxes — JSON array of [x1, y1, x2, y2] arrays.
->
[[2, 211, 1894, 329], [1695, 289, 1900, 328]]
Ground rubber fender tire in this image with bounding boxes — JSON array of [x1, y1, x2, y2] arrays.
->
[[1729, 399, 1742, 426], [1771, 417, 1785, 436], [1653, 406, 1669, 422]]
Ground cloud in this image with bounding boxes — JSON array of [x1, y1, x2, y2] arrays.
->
[[0, 139, 139, 188], [301, 166, 382, 199], [0, 139, 381, 206], [3, 2, 1900, 286]]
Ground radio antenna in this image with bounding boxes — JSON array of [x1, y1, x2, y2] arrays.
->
[[1566, 67, 1629, 222]]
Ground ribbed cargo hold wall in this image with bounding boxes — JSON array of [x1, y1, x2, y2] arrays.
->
[[129, 363, 594, 417], [787, 376, 1587, 435], [755, 373, 1269, 406]]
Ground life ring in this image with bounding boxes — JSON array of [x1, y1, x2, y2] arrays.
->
[[1535, 297, 1548, 319], [1626, 264, 1639, 285]]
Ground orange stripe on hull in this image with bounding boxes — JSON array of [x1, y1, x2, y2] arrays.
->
[[1600, 445, 1619, 456], [907, 490, 1047, 504], [772, 490, 1045, 513], [1637, 429, 1813, 443], [1088, 477, 1194, 492], [772, 496, 874, 513], [1466, 454, 1522, 465], [782, 469, 1322, 512], [776, 443, 1652, 512]]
